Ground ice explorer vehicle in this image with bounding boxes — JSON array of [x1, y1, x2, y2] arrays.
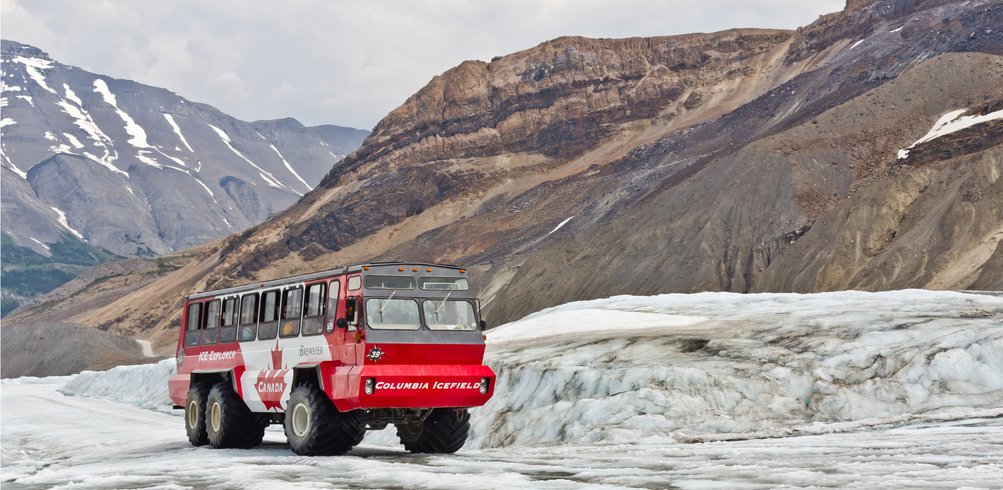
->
[[168, 263, 495, 455]]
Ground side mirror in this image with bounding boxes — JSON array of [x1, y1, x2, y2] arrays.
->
[[479, 320, 487, 330], [336, 318, 348, 329]]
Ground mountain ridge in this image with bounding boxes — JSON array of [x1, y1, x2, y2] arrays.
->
[[1, 39, 368, 314], [2, 39, 368, 258]]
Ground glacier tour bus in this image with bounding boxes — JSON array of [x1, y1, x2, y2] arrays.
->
[[168, 262, 495, 455]]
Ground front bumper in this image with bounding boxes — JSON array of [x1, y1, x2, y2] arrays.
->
[[326, 364, 496, 412]]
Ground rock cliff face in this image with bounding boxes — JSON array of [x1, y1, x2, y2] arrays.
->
[[6, 0, 1003, 376], [350, 31, 791, 169]]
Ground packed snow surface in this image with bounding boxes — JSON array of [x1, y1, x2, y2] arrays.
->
[[3, 290, 1001, 488], [477, 290, 1003, 447]]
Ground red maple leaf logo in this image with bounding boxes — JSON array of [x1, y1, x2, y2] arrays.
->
[[255, 368, 288, 411], [253, 339, 288, 411], [271, 340, 284, 370]]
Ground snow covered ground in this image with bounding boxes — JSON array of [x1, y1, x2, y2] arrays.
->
[[2, 290, 1002, 488]]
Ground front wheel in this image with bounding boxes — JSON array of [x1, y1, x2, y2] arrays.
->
[[185, 383, 211, 446], [396, 408, 470, 454], [284, 385, 364, 455]]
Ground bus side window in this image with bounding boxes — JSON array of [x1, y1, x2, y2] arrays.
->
[[202, 299, 221, 345], [301, 283, 325, 336], [325, 280, 340, 334], [184, 302, 202, 347], [219, 297, 238, 343], [344, 297, 358, 331], [258, 290, 279, 340], [279, 287, 302, 338], [238, 293, 258, 342]]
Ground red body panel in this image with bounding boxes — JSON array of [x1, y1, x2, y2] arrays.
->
[[361, 342, 486, 365]]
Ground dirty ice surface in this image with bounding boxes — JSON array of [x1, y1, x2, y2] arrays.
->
[[2, 290, 1002, 488]]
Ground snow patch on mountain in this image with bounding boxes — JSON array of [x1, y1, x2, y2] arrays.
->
[[63, 83, 82, 105], [162, 113, 194, 152], [269, 143, 311, 192], [62, 133, 84, 149], [1, 154, 28, 179], [29, 237, 50, 250], [12, 56, 56, 94], [93, 79, 160, 168], [207, 123, 287, 190], [898, 108, 1003, 159], [192, 175, 221, 207], [53, 99, 125, 176], [50, 206, 85, 240], [545, 216, 574, 237]]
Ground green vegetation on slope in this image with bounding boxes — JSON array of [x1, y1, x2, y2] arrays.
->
[[1, 232, 121, 316]]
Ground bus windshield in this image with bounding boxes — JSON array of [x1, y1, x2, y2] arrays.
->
[[365, 298, 420, 330], [423, 300, 477, 331]]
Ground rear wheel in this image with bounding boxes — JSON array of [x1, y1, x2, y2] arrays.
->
[[185, 383, 211, 446], [206, 382, 267, 449], [396, 408, 470, 454], [284, 385, 365, 455]]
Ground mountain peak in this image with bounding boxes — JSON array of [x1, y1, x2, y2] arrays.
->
[[252, 117, 306, 130], [1, 39, 52, 60]]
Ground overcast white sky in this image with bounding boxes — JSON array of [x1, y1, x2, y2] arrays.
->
[[2, 0, 844, 130]]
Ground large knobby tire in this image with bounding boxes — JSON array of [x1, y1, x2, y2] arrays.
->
[[284, 385, 365, 455], [396, 408, 470, 454], [206, 382, 267, 449], [185, 383, 211, 446]]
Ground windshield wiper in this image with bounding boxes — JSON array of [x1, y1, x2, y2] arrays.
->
[[435, 291, 453, 314], [380, 290, 397, 314]]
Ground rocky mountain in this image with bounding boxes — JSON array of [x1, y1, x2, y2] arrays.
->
[[0, 40, 368, 313], [4, 0, 1001, 376]]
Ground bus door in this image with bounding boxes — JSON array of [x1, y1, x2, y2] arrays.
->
[[342, 274, 364, 364]]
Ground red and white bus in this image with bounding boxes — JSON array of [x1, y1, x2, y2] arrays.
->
[[168, 262, 495, 455]]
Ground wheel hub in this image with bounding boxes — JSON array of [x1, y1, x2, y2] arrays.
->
[[292, 403, 311, 437], [187, 400, 198, 429], [210, 401, 221, 432]]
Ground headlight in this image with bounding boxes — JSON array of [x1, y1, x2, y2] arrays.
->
[[365, 378, 375, 394], [479, 378, 489, 394]]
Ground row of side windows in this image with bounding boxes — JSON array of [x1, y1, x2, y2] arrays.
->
[[184, 281, 336, 347]]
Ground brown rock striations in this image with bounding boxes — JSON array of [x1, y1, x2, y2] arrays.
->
[[335, 30, 792, 175], [210, 28, 801, 282]]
